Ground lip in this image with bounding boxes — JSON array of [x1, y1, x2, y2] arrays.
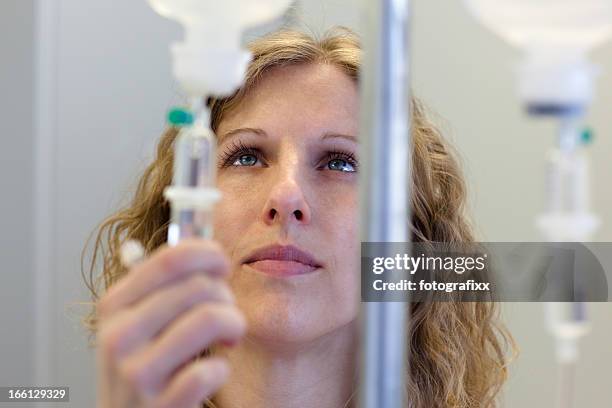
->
[[242, 244, 322, 277]]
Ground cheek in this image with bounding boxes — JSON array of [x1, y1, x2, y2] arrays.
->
[[211, 178, 261, 248], [214, 172, 265, 217], [315, 180, 360, 306], [315, 178, 358, 236]]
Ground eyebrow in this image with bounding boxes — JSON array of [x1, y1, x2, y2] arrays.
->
[[218, 127, 267, 146], [321, 132, 357, 143], [219, 127, 357, 145]]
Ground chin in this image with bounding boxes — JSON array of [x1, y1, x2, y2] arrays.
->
[[238, 292, 338, 344], [230, 264, 359, 345]]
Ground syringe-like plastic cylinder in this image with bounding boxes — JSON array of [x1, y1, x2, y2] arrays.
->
[[538, 118, 598, 242], [544, 117, 590, 214], [164, 105, 221, 246]]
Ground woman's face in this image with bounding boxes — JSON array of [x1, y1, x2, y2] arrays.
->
[[212, 63, 360, 344]]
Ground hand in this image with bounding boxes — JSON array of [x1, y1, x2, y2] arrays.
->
[[95, 239, 246, 408]]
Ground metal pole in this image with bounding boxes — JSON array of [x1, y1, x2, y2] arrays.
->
[[358, 0, 411, 407]]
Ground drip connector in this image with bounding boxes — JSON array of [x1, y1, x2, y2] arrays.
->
[[580, 127, 594, 146], [168, 107, 194, 127]]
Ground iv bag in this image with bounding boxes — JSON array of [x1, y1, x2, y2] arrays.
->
[[464, 0, 612, 50], [149, 0, 293, 29]]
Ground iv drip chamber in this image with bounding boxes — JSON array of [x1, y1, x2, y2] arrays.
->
[[163, 107, 221, 246]]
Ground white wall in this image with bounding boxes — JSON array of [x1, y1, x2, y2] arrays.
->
[[0, 0, 35, 388], [1, 0, 610, 406]]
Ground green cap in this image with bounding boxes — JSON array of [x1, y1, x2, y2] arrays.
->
[[580, 127, 594, 145], [167, 107, 194, 126]]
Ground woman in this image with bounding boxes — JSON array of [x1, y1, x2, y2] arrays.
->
[[84, 27, 513, 408]]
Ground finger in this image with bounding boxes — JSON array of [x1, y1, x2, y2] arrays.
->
[[101, 275, 234, 360], [98, 239, 230, 319], [153, 357, 229, 408], [121, 303, 245, 394]]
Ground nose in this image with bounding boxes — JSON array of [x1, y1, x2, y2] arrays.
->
[[261, 169, 312, 227]]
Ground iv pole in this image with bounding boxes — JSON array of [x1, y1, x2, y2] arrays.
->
[[359, 0, 412, 407]]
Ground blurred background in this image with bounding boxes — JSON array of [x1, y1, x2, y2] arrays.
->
[[1, 0, 610, 406]]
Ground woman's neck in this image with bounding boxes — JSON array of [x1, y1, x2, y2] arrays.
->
[[213, 320, 358, 408]]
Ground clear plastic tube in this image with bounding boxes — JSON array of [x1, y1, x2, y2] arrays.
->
[[544, 117, 590, 214], [164, 103, 221, 246]]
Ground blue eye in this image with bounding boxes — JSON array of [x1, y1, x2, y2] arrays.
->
[[325, 151, 358, 173], [328, 158, 356, 172], [218, 141, 262, 168], [233, 154, 258, 166]]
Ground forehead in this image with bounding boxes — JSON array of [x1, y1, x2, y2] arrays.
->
[[217, 63, 359, 140]]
